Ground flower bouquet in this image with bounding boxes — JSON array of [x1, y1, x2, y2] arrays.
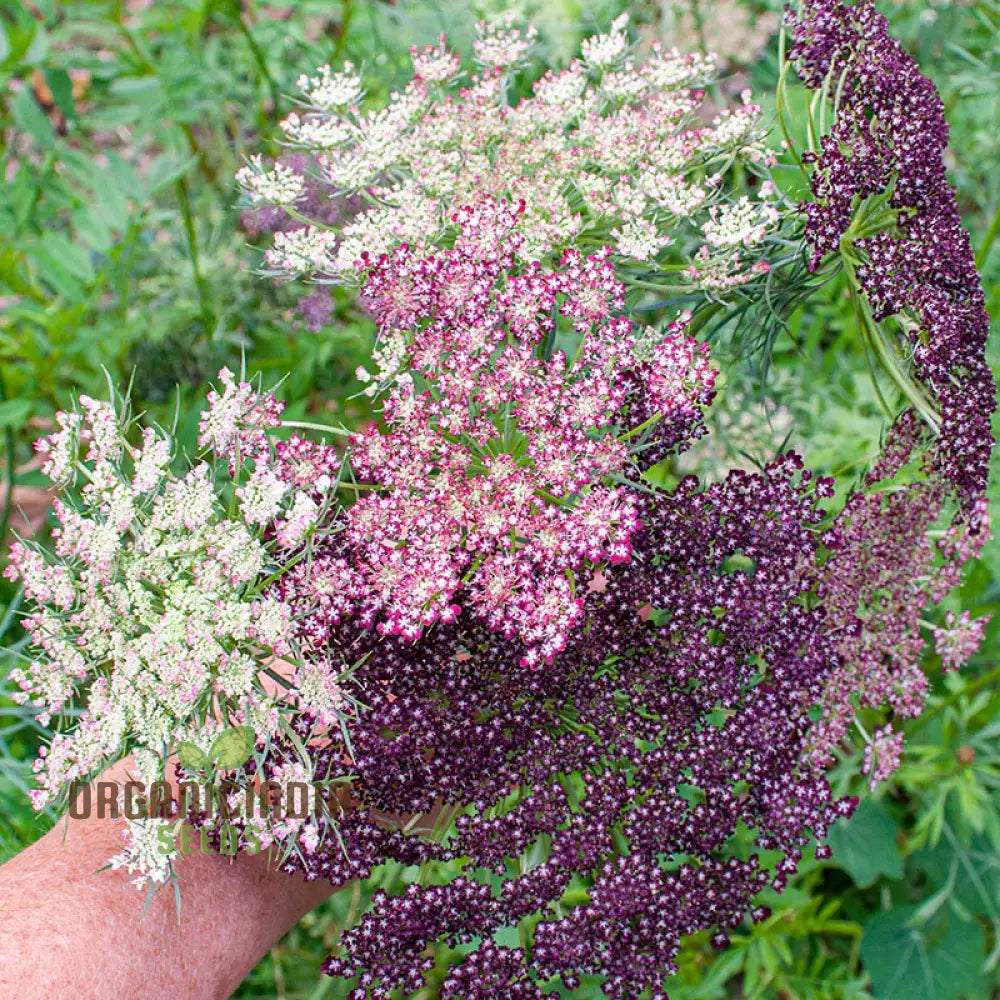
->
[[6, 2, 994, 996]]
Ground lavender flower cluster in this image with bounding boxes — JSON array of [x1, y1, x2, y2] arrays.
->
[[8, 3, 994, 995]]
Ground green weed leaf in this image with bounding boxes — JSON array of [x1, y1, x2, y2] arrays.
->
[[861, 906, 985, 1000], [208, 726, 255, 770], [176, 741, 209, 771]]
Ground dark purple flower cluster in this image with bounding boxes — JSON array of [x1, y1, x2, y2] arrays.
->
[[787, 0, 994, 767], [227, 455, 854, 998], [788, 0, 995, 504]]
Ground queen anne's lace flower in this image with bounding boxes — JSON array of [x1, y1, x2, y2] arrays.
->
[[13, 7, 994, 995], [242, 14, 779, 290], [296, 63, 364, 111], [322, 199, 716, 662], [236, 155, 306, 207], [6, 378, 347, 886], [473, 16, 538, 71]]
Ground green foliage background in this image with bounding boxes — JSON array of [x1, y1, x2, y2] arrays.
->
[[0, 1, 997, 997]]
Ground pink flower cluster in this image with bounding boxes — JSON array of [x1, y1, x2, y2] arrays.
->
[[278, 199, 716, 664]]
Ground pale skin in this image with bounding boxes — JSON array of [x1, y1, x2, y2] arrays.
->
[[0, 757, 341, 1000], [0, 665, 425, 998]]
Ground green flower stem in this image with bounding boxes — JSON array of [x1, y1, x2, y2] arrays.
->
[[776, 28, 811, 185], [262, 666, 294, 690], [535, 489, 574, 508], [279, 419, 352, 437], [976, 199, 1000, 268], [175, 177, 213, 333], [840, 251, 941, 433], [253, 547, 310, 593], [617, 412, 663, 443], [849, 278, 896, 423], [0, 370, 14, 553], [621, 276, 695, 294], [235, 13, 280, 125], [685, 300, 725, 338], [282, 205, 336, 231]]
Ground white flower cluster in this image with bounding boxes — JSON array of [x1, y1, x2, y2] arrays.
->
[[6, 379, 347, 886], [702, 194, 781, 250], [265, 227, 338, 276], [580, 13, 632, 69], [236, 155, 306, 207], [473, 16, 538, 71], [241, 14, 780, 289], [296, 63, 364, 112], [411, 37, 462, 84]]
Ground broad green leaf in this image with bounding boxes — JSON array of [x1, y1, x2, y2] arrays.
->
[[81, 103, 145, 129], [0, 6, 47, 71], [25, 244, 84, 304], [861, 906, 985, 1000], [5, 159, 37, 234], [43, 68, 76, 120], [208, 726, 255, 770], [71, 207, 113, 254], [11, 87, 54, 149], [913, 834, 1000, 919], [106, 152, 144, 202], [146, 154, 199, 196], [23, 19, 49, 65], [176, 741, 209, 771], [39, 233, 94, 283], [0, 398, 32, 428], [60, 149, 129, 230], [92, 180, 130, 233], [825, 799, 903, 887]]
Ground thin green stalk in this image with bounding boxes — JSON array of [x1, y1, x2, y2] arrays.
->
[[236, 13, 281, 125], [976, 200, 1000, 268], [337, 481, 381, 492], [621, 276, 694, 295], [227, 441, 243, 519], [618, 412, 663, 443], [278, 205, 335, 231], [175, 178, 213, 332], [0, 370, 14, 553], [805, 89, 821, 155], [776, 27, 810, 184], [180, 122, 223, 193], [334, 0, 356, 59], [279, 420, 352, 437], [860, 332, 895, 423], [685, 300, 724, 338], [841, 252, 941, 433], [254, 548, 310, 593], [849, 279, 895, 422], [262, 666, 294, 691]]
